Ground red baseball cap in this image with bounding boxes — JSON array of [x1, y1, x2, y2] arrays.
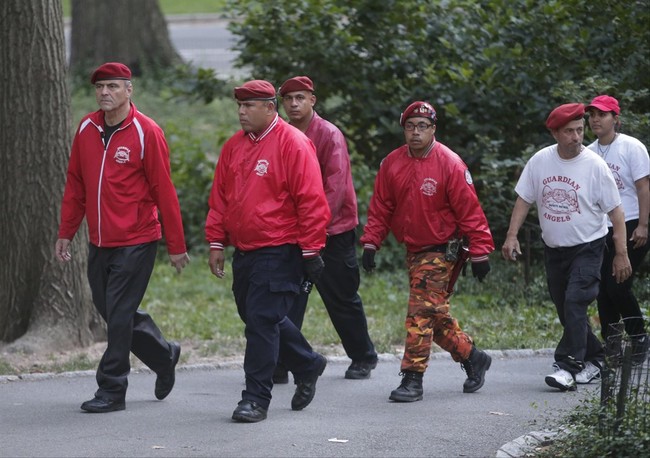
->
[[91, 62, 132, 84], [586, 95, 620, 115], [279, 76, 314, 96], [545, 103, 585, 130], [400, 101, 436, 126], [234, 80, 276, 100]]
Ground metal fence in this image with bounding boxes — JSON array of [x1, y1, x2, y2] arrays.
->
[[599, 321, 649, 438]]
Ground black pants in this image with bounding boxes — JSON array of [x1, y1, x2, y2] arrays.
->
[[87, 242, 173, 401], [598, 219, 649, 340], [231, 244, 323, 409], [544, 238, 606, 374], [287, 230, 377, 363]]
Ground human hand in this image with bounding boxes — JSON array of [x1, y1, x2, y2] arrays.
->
[[471, 260, 491, 282], [55, 239, 72, 262], [208, 250, 226, 278], [303, 255, 325, 283], [630, 225, 648, 250], [169, 252, 190, 274], [501, 239, 520, 261], [362, 249, 376, 272], [612, 252, 632, 284]]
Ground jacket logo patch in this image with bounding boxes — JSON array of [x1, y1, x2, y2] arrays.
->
[[114, 146, 131, 164], [465, 169, 473, 185], [255, 159, 269, 176], [420, 177, 437, 196]]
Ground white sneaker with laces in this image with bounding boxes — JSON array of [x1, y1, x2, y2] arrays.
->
[[545, 364, 577, 391], [575, 361, 601, 384]]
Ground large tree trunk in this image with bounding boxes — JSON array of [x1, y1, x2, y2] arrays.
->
[[0, 0, 104, 353], [69, 0, 182, 78]]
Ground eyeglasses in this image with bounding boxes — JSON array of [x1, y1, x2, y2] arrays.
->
[[404, 122, 433, 132]]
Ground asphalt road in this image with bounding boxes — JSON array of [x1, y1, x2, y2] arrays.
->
[[0, 350, 597, 458]]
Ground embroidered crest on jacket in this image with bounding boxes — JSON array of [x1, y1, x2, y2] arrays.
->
[[114, 146, 130, 164], [420, 177, 438, 196], [255, 159, 269, 176]]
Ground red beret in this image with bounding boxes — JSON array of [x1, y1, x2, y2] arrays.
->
[[234, 80, 277, 100], [91, 62, 132, 84], [586, 95, 620, 115], [545, 103, 585, 130], [400, 101, 436, 126], [279, 76, 314, 96]]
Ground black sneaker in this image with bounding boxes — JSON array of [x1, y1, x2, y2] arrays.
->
[[345, 359, 378, 379], [461, 347, 491, 393]]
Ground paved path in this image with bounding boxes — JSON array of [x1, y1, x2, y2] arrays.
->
[[0, 350, 597, 457]]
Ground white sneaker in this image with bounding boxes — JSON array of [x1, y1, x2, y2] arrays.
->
[[545, 364, 577, 391], [575, 361, 601, 384]]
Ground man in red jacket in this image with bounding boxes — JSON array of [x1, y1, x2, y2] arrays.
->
[[206, 80, 331, 422], [274, 75, 378, 383], [361, 101, 494, 401], [55, 62, 190, 413]]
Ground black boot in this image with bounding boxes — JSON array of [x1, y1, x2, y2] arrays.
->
[[389, 371, 423, 402], [461, 346, 491, 393]]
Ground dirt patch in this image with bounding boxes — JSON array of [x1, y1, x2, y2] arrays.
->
[[0, 340, 354, 376]]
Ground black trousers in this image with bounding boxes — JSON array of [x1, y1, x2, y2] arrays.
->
[[287, 230, 377, 363], [231, 244, 323, 409], [544, 237, 606, 374], [598, 219, 649, 340], [87, 242, 173, 401]]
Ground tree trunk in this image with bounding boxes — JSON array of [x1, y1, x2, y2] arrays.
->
[[69, 0, 183, 78], [0, 0, 104, 353]]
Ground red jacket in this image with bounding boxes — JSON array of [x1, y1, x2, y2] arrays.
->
[[58, 103, 186, 255], [205, 116, 330, 255], [305, 112, 358, 235], [360, 140, 494, 259]]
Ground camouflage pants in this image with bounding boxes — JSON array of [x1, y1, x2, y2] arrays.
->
[[401, 251, 473, 372]]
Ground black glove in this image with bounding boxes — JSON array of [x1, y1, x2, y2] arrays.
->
[[303, 255, 325, 284], [471, 260, 491, 282], [362, 249, 376, 272]]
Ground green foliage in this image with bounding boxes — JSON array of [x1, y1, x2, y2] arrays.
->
[[225, 0, 650, 171], [224, 0, 649, 262], [539, 393, 650, 458]]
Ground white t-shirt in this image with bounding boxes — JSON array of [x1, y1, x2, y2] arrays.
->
[[587, 133, 650, 225], [515, 145, 621, 248]]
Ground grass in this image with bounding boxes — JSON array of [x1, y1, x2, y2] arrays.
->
[[61, 0, 227, 18], [141, 252, 563, 356]]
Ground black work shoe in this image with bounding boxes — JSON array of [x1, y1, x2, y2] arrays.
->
[[155, 341, 181, 400], [273, 365, 289, 384], [631, 335, 649, 366], [389, 371, 423, 402], [461, 346, 492, 393], [345, 359, 378, 380], [291, 354, 327, 411], [232, 399, 268, 423], [80, 396, 125, 413]]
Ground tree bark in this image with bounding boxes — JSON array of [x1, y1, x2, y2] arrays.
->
[[0, 0, 103, 353], [69, 0, 182, 78]]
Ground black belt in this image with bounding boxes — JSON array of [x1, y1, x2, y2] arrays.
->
[[416, 244, 447, 254]]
